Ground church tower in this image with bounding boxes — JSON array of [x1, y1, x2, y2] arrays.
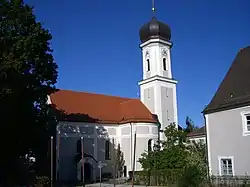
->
[[138, 13, 178, 140]]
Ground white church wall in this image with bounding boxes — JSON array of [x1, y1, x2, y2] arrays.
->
[[140, 79, 178, 133], [57, 121, 115, 182], [142, 47, 151, 79], [157, 81, 178, 127], [140, 81, 157, 115], [142, 44, 160, 78], [139, 37, 178, 142], [143, 87, 155, 113], [119, 123, 134, 174], [159, 43, 172, 78], [133, 123, 158, 171], [119, 123, 159, 173], [58, 137, 77, 182], [141, 39, 172, 79], [57, 121, 159, 181]]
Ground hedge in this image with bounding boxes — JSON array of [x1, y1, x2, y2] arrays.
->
[[132, 169, 182, 186]]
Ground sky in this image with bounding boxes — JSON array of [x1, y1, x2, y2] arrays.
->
[[25, 0, 250, 127]]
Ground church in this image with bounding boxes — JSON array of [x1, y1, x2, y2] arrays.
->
[[48, 14, 178, 183]]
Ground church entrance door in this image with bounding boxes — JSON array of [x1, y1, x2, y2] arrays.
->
[[81, 163, 92, 184]]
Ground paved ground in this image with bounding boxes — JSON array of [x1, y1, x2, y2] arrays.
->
[[85, 183, 157, 187]]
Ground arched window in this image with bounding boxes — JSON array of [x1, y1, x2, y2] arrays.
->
[[77, 140, 81, 153], [105, 140, 110, 160], [147, 59, 150, 71], [166, 88, 169, 97], [163, 58, 166, 71], [148, 139, 152, 152]]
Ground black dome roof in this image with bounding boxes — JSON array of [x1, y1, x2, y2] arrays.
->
[[139, 17, 171, 43]]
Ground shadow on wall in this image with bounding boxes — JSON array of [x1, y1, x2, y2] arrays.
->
[[52, 105, 108, 136], [49, 106, 125, 185]]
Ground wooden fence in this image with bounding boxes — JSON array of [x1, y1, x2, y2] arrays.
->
[[133, 170, 250, 186], [209, 176, 250, 187]]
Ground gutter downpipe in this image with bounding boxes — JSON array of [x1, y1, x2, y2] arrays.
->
[[155, 115, 161, 149], [130, 122, 133, 173], [158, 119, 161, 146], [203, 112, 210, 182]]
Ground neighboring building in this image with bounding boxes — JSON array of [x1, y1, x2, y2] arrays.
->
[[48, 14, 178, 183], [187, 126, 206, 144], [203, 46, 250, 176]]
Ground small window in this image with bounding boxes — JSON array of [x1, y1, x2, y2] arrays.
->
[[148, 139, 152, 152], [246, 115, 250, 131], [163, 58, 166, 71], [241, 112, 250, 136], [219, 157, 233, 176], [167, 109, 170, 121], [124, 166, 127, 177], [147, 59, 150, 71], [147, 89, 150, 98], [105, 140, 110, 160]]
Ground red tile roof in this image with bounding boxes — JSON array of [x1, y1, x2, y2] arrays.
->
[[50, 90, 158, 125]]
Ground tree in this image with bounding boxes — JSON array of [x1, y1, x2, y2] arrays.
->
[[139, 123, 206, 171], [162, 123, 187, 149], [0, 0, 58, 185], [184, 116, 198, 133], [116, 143, 125, 177], [187, 141, 207, 167], [138, 123, 207, 186], [139, 124, 189, 171]]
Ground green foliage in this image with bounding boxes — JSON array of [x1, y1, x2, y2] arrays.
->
[[139, 147, 189, 170], [184, 116, 198, 133], [133, 169, 182, 186], [177, 165, 206, 187], [0, 0, 58, 185], [139, 123, 190, 171], [36, 176, 50, 185], [162, 123, 187, 149], [187, 141, 207, 166], [138, 123, 207, 186], [116, 143, 125, 177], [138, 152, 152, 170]]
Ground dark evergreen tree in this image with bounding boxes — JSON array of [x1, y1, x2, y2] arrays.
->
[[116, 143, 125, 177], [185, 116, 197, 133]]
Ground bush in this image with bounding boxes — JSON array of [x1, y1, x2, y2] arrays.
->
[[133, 169, 182, 186], [35, 176, 50, 186], [177, 166, 206, 187]]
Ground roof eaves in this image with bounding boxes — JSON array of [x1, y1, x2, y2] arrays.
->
[[202, 100, 250, 115]]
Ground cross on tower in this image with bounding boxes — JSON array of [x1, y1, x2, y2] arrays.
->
[[152, 0, 155, 13]]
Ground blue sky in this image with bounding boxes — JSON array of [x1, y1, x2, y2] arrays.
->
[[26, 0, 250, 127]]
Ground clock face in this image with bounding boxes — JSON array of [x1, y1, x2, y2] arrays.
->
[[162, 49, 167, 56]]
